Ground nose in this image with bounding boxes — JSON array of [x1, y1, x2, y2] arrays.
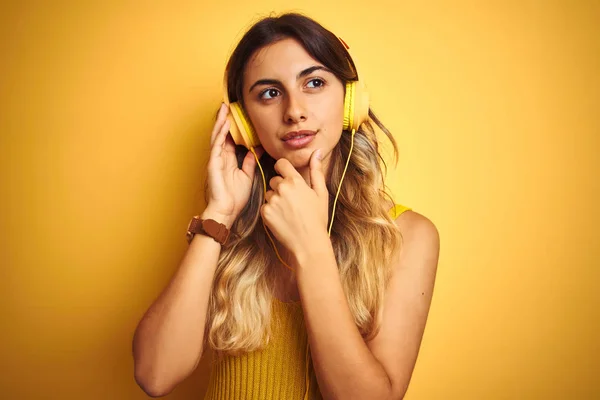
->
[[283, 91, 307, 124]]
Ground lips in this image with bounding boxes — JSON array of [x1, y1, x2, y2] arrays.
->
[[281, 130, 317, 141]]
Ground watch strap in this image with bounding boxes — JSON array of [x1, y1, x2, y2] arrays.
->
[[186, 216, 230, 245]]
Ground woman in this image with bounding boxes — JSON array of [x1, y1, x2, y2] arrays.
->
[[133, 12, 440, 400]]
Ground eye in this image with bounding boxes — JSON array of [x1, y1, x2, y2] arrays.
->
[[306, 78, 325, 89], [259, 88, 280, 100]]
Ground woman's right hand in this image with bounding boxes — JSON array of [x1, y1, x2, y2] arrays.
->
[[204, 103, 264, 227]]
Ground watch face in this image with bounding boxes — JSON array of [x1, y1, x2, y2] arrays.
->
[[186, 216, 203, 244]]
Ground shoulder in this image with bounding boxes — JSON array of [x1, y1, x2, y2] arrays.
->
[[385, 199, 438, 240], [395, 210, 439, 245], [386, 200, 440, 273]]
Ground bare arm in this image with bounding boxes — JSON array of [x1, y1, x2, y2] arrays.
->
[[132, 103, 263, 397], [132, 208, 233, 397], [295, 211, 439, 400]]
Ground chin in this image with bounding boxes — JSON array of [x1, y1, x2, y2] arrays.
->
[[286, 148, 314, 168]]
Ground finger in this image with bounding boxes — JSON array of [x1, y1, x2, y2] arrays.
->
[[215, 118, 231, 150], [241, 145, 266, 178], [210, 105, 227, 147], [269, 176, 284, 191], [240, 148, 257, 177], [309, 149, 327, 197], [223, 131, 237, 153], [211, 118, 231, 158], [210, 103, 228, 146], [265, 190, 275, 202], [274, 158, 301, 180]]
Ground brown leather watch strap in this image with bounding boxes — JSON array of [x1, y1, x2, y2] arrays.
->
[[186, 216, 230, 245]]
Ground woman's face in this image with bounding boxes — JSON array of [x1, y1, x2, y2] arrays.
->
[[242, 37, 345, 173]]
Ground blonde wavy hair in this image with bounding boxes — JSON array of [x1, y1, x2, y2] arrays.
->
[[204, 12, 404, 356]]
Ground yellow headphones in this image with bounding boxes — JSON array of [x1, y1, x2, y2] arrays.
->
[[222, 37, 369, 400], [223, 38, 369, 150]]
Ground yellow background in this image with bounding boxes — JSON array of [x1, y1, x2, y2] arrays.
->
[[1, 1, 598, 399]]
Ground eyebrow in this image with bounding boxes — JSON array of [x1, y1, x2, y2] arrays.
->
[[248, 65, 333, 93]]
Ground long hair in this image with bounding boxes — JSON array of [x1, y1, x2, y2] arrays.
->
[[204, 12, 404, 356]]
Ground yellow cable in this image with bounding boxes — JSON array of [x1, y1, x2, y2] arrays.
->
[[249, 128, 355, 399], [329, 128, 355, 236]]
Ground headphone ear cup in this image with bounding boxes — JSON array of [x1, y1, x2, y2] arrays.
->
[[227, 102, 261, 149], [342, 81, 370, 132], [342, 82, 355, 132]]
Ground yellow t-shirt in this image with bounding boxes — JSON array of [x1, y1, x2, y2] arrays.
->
[[203, 204, 412, 400]]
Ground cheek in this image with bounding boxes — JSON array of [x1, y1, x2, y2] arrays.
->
[[246, 107, 281, 153], [247, 106, 274, 133], [318, 90, 345, 127], [320, 99, 345, 135]]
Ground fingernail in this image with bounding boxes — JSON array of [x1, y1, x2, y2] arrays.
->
[[316, 149, 323, 160]]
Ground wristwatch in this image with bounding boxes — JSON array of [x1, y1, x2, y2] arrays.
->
[[186, 216, 230, 245]]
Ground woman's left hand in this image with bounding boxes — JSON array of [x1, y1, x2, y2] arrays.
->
[[261, 149, 330, 258]]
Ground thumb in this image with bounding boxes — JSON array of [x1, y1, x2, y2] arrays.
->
[[309, 149, 327, 196], [241, 146, 264, 177]]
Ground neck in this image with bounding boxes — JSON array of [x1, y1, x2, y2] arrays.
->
[[270, 239, 297, 282], [272, 238, 294, 268]]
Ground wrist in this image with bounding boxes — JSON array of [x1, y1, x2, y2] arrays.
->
[[201, 207, 235, 229], [291, 233, 333, 270]]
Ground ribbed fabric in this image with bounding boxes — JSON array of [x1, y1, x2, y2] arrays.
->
[[203, 204, 411, 400], [203, 300, 316, 400]]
